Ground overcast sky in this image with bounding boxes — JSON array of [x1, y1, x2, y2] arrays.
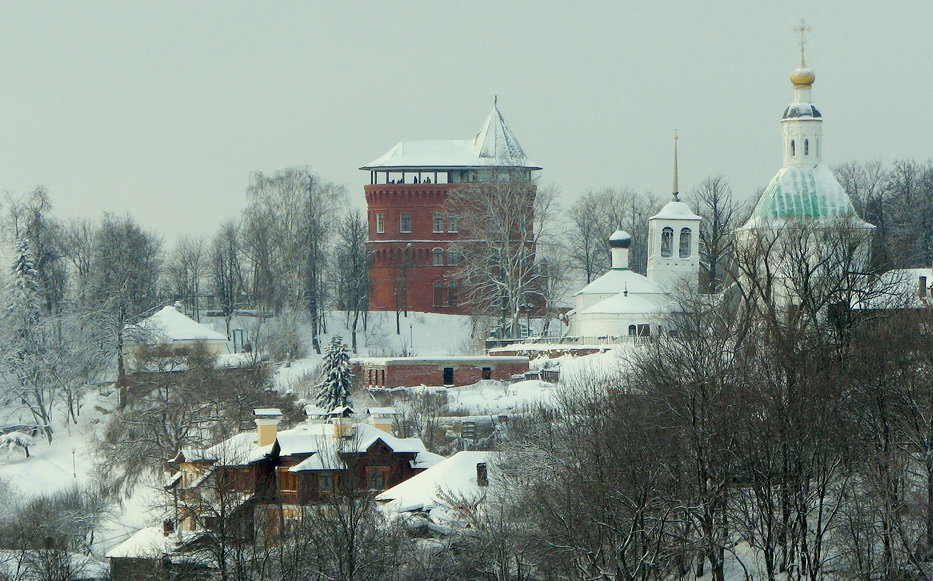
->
[[1, 2, 930, 242]]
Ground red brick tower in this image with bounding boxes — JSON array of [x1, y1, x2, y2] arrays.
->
[[361, 102, 541, 315]]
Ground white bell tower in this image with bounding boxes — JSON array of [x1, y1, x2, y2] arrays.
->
[[646, 134, 701, 290], [781, 19, 823, 169]]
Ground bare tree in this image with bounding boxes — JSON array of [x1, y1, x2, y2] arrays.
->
[[334, 210, 370, 351], [690, 175, 736, 293], [211, 220, 245, 338], [243, 168, 346, 354], [448, 181, 557, 339], [565, 188, 658, 282], [167, 235, 205, 320], [85, 213, 163, 405]]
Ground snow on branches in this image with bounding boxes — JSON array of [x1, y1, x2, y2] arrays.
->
[[314, 336, 353, 412]]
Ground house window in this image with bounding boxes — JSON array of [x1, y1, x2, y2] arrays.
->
[[400, 213, 412, 234], [319, 473, 334, 493], [448, 282, 459, 307], [447, 215, 459, 233], [804, 139, 809, 156], [366, 467, 388, 490], [447, 247, 458, 266], [482, 367, 492, 380], [679, 228, 691, 258], [432, 248, 444, 266], [433, 213, 444, 233], [636, 324, 651, 337], [628, 324, 637, 336], [433, 281, 445, 307], [660, 227, 673, 258], [278, 468, 298, 493], [443, 367, 454, 385], [375, 213, 384, 234], [791, 139, 796, 156]]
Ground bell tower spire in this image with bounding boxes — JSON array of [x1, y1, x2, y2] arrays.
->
[[672, 131, 680, 202], [781, 19, 822, 169]]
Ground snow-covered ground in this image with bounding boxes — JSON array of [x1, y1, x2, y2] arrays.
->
[[0, 389, 170, 558]]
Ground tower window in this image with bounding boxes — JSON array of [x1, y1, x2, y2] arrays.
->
[[447, 215, 459, 233], [791, 140, 796, 156], [679, 228, 691, 258], [375, 213, 384, 234], [400, 213, 411, 234], [448, 282, 459, 307], [447, 247, 458, 266], [432, 248, 444, 266], [433, 213, 444, 233], [660, 227, 673, 258], [804, 139, 809, 156], [433, 281, 445, 307], [628, 325, 637, 336]]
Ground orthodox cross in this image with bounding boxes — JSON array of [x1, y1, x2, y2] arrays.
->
[[795, 18, 812, 65]]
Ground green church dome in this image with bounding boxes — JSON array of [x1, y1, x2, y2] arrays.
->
[[743, 164, 872, 229]]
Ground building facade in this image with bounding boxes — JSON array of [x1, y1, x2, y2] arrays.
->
[[353, 356, 529, 389], [361, 102, 541, 314]]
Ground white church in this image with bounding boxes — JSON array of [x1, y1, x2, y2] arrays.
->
[[567, 41, 873, 341]]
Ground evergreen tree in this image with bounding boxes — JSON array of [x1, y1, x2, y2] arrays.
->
[[8, 236, 41, 333], [314, 336, 352, 412], [2, 237, 54, 441]]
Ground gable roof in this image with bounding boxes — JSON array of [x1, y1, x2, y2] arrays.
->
[[134, 306, 228, 343], [377, 451, 498, 515], [277, 423, 442, 471]]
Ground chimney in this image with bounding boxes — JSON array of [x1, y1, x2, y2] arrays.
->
[[476, 462, 488, 487], [608, 230, 631, 270], [163, 519, 175, 537], [254, 408, 282, 447], [920, 276, 928, 298]]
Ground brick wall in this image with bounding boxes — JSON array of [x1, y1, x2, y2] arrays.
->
[[356, 358, 529, 388]]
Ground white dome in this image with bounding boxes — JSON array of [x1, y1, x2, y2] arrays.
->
[[575, 269, 666, 298], [579, 292, 668, 316]]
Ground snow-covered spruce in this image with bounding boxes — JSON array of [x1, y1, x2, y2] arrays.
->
[[314, 336, 353, 412]]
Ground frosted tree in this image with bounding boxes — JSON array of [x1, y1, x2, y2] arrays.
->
[[1, 237, 54, 441], [315, 336, 352, 412], [8, 237, 41, 331], [0, 431, 35, 458]]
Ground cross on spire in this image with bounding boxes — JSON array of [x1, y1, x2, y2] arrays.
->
[[795, 18, 812, 66]]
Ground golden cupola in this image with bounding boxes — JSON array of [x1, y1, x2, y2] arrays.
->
[[790, 65, 815, 87]]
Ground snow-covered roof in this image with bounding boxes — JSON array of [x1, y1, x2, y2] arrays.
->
[[134, 306, 228, 343], [860, 268, 933, 310], [274, 423, 442, 471], [178, 420, 443, 474], [578, 292, 669, 316], [742, 164, 874, 229], [182, 432, 270, 466], [574, 268, 667, 298], [377, 451, 498, 516], [360, 104, 541, 171], [106, 526, 173, 559], [650, 198, 702, 221]]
